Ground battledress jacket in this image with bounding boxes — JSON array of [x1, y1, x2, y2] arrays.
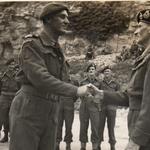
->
[[102, 54, 150, 146], [17, 31, 78, 101]]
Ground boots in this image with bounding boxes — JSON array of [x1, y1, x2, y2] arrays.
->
[[66, 143, 71, 150], [0, 132, 8, 143], [98, 143, 101, 150], [80, 142, 86, 150], [92, 143, 99, 150], [110, 144, 116, 150], [98, 146, 101, 150], [55, 142, 60, 150]]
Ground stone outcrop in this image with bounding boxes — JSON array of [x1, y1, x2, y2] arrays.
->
[[0, 1, 148, 60], [0, 1, 149, 87]]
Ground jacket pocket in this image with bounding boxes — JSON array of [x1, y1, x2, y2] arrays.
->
[[44, 53, 61, 77], [21, 94, 52, 120]]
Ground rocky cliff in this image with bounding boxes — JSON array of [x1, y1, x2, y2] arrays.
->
[[0, 1, 149, 87]]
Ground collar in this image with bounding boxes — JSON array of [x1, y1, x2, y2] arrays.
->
[[132, 46, 150, 71], [86, 77, 97, 82], [103, 79, 113, 85], [39, 31, 59, 48], [132, 53, 150, 71]]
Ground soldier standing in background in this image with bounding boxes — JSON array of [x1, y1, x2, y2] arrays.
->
[[99, 69, 120, 150], [56, 75, 79, 150], [56, 95, 74, 150], [79, 63, 101, 150], [85, 45, 95, 60], [9, 3, 91, 150], [0, 58, 19, 143]]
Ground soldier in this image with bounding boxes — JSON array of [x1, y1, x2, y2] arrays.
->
[[79, 63, 101, 150], [0, 58, 19, 143], [99, 69, 120, 150], [89, 9, 150, 150], [56, 76, 79, 150], [85, 45, 95, 60], [56, 96, 74, 150], [9, 3, 91, 150]]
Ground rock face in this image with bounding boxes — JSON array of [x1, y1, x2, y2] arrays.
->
[[0, 1, 148, 59], [0, 2, 42, 60]]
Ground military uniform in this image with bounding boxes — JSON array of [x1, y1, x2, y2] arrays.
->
[[0, 67, 19, 142], [79, 77, 101, 149], [56, 77, 77, 149], [9, 31, 78, 150], [99, 79, 119, 147], [56, 96, 74, 144], [101, 9, 150, 150], [103, 54, 150, 149]]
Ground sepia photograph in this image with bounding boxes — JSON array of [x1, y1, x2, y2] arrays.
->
[[0, 1, 150, 150]]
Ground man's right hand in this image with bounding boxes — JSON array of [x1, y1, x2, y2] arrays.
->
[[77, 84, 104, 100], [87, 84, 104, 98], [77, 84, 91, 97]]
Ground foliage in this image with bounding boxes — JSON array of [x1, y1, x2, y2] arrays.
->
[[69, 1, 130, 43]]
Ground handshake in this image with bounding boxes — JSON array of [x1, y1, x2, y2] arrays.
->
[[77, 84, 104, 100]]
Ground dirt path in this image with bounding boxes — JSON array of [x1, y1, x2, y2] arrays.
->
[[0, 109, 128, 150]]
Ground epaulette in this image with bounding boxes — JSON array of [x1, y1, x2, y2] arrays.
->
[[22, 34, 40, 48], [24, 34, 39, 39]]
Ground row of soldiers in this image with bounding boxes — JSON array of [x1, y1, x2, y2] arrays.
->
[[56, 63, 120, 150]]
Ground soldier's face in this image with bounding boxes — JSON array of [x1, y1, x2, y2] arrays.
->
[[104, 69, 112, 80], [50, 10, 69, 35], [134, 22, 150, 44], [87, 66, 96, 77]]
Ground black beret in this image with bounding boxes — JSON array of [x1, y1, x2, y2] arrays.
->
[[103, 68, 112, 73], [40, 3, 69, 20], [86, 63, 96, 72], [137, 9, 150, 24]]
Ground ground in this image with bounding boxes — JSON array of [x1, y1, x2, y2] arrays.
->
[[0, 109, 128, 150]]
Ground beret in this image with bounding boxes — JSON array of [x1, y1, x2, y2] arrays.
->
[[40, 3, 69, 20], [86, 63, 96, 72], [137, 9, 150, 24], [103, 68, 112, 72]]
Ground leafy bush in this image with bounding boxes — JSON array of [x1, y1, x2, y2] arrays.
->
[[69, 1, 130, 43]]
